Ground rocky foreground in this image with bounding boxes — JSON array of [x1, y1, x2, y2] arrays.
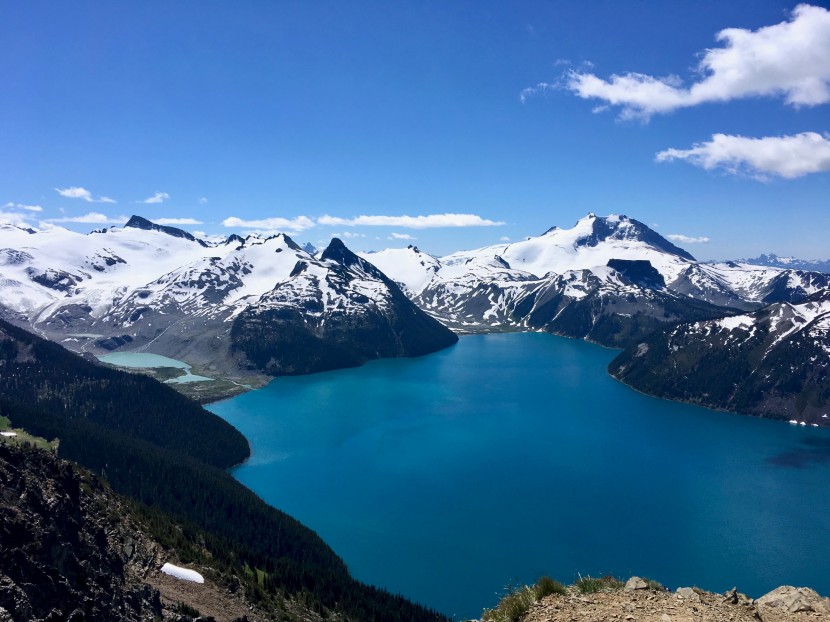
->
[[0, 442, 309, 622], [515, 578, 828, 622]]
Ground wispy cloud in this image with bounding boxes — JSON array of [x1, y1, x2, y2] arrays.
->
[[154, 217, 203, 225], [389, 232, 415, 240], [318, 213, 505, 228], [520, 82, 558, 104], [667, 234, 710, 244], [656, 132, 830, 179], [3, 202, 43, 212], [55, 186, 116, 203], [139, 191, 170, 204], [0, 210, 37, 228], [198, 197, 208, 205], [46, 212, 127, 224], [559, 4, 830, 120], [222, 216, 316, 232]]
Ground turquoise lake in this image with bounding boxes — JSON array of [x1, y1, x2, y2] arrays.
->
[[208, 333, 830, 618]]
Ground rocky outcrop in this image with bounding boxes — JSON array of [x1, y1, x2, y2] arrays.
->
[[0, 443, 274, 622], [518, 579, 830, 622], [0, 443, 163, 621], [756, 586, 830, 615]]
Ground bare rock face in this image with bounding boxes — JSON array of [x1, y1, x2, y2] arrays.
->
[[0, 443, 164, 621], [0, 443, 286, 622]]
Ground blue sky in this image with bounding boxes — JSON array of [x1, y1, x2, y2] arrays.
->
[[1, 1, 828, 259]]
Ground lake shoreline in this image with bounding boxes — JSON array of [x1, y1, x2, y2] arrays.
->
[[208, 332, 830, 618]]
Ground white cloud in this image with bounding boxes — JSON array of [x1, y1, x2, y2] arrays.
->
[[46, 212, 127, 224], [198, 197, 208, 204], [499, 236, 511, 242], [520, 82, 558, 104], [666, 234, 711, 244], [56, 186, 93, 201], [389, 232, 415, 240], [55, 186, 117, 203], [222, 215, 316, 231], [656, 131, 830, 179], [139, 192, 170, 204], [3, 202, 43, 212], [0, 210, 36, 228], [317, 213, 505, 228], [329, 231, 366, 239], [561, 4, 830, 119], [154, 217, 203, 225]]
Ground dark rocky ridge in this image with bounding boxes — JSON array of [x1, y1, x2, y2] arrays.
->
[[609, 290, 830, 425], [0, 442, 313, 622], [124, 215, 208, 247], [0, 442, 163, 621], [232, 238, 458, 376]]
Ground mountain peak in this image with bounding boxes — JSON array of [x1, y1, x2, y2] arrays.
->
[[124, 215, 207, 247], [321, 237, 357, 265], [573, 214, 696, 261]]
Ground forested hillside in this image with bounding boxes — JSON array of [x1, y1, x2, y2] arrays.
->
[[0, 319, 447, 622]]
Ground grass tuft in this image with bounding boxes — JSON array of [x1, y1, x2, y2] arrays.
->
[[642, 577, 665, 591], [534, 576, 567, 598], [482, 585, 535, 622], [483, 576, 568, 622], [575, 575, 624, 594]]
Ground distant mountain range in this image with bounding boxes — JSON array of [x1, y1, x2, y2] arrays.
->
[[1, 212, 828, 424], [727, 253, 830, 274]]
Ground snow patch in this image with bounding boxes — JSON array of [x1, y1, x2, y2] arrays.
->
[[716, 315, 754, 331], [161, 562, 204, 583]]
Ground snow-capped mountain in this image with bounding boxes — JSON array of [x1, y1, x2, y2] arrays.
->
[[610, 290, 830, 424], [361, 214, 830, 343], [231, 238, 458, 375], [0, 216, 456, 378]]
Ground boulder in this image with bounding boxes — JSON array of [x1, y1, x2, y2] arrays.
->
[[756, 586, 830, 614], [624, 577, 648, 591], [676, 587, 701, 603]]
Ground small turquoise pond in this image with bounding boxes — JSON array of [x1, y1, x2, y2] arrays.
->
[[97, 352, 212, 383]]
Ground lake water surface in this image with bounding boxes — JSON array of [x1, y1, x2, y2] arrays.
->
[[97, 352, 212, 383], [208, 333, 830, 618]]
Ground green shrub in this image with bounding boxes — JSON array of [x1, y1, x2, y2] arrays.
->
[[575, 575, 624, 594], [534, 576, 567, 598]]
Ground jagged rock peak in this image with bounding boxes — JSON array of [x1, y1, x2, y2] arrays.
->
[[321, 237, 359, 265], [277, 232, 303, 252], [124, 215, 207, 246]]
